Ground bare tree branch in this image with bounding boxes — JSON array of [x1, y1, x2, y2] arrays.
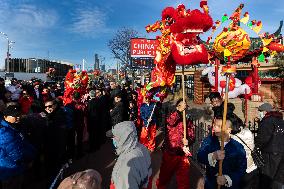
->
[[108, 27, 139, 69]]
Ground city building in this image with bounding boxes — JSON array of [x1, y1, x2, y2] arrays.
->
[[100, 64, 106, 72], [94, 54, 100, 70], [5, 58, 73, 77], [108, 69, 117, 75]]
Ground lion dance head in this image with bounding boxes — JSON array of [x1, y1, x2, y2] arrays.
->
[[162, 4, 213, 65], [145, 1, 213, 99]]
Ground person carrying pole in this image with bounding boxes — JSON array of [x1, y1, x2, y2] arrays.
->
[[197, 65, 247, 188], [156, 98, 195, 189], [197, 104, 247, 189], [140, 93, 157, 152]]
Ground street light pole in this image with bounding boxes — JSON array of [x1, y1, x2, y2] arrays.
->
[[1, 32, 14, 73], [7, 39, 10, 72]]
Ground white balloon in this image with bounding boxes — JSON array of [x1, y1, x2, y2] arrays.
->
[[202, 65, 251, 99]]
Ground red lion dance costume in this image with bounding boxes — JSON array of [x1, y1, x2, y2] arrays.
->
[[143, 1, 213, 188], [63, 69, 90, 105]]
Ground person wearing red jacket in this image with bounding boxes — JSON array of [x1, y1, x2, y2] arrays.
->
[[19, 90, 34, 115], [156, 98, 195, 189]]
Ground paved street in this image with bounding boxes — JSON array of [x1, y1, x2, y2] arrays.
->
[[26, 130, 204, 189]]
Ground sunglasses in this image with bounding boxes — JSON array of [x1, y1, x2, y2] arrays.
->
[[45, 104, 53, 108]]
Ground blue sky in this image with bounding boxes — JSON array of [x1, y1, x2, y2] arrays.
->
[[0, 0, 283, 70]]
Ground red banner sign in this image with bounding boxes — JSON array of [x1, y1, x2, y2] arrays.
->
[[130, 38, 158, 58]]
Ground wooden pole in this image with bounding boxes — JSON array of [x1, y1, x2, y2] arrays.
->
[[218, 74, 230, 189], [215, 59, 219, 92], [182, 66, 187, 141], [245, 88, 248, 127]]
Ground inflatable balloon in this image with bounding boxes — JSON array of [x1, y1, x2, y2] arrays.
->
[[202, 65, 251, 98]]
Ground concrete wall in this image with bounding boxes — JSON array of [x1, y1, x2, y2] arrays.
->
[[0, 72, 47, 81]]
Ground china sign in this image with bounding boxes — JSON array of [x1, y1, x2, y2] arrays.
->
[[130, 38, 158, 58]]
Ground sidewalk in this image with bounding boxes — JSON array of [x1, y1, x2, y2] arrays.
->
[[25, 130, 205, 189]]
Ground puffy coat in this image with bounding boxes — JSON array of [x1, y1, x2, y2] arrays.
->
[[0, 119, 36, 180], [255, 111, 284, 182], [111, 121, 152, 189]]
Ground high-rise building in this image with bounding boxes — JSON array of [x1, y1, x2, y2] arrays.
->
[[94, 54, 100, 70], [100, 64, 106, 72]]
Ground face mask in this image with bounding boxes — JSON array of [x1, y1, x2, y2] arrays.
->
[[259, 111, 265, 119], [112, 138, 118, 148]]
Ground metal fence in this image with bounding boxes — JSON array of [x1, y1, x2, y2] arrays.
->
[[189, 119, 210, 171], [173, 75, 194, 100]]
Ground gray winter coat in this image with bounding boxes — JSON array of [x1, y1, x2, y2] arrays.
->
[[111, 121, 152, 189]]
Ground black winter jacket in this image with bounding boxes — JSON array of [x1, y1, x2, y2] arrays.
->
[[255, 111, 284, 153]]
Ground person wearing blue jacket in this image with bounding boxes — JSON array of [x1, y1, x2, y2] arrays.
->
[[140, 95, 157, 152], [0, 105, 36, 189], [198, 110, 247, 189]]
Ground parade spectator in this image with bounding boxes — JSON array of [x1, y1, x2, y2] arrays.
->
[[98, 78, 105, 89], [110, 92, 127, 127], [121, 83, 130, 109], [130, 91, 138, 103], [44, 99, 68, 182], [72, 92, 86, 158], [63, 101, 75, 160], [0, 77, 7, 100], [57, 169, 102, 189], [42, 87, 53, 103], [6, 78, 22, 101], [0, 105, 36, 189], [255, 103, 284, 189], [18, 90, 34, 114], [49, 85, 56, 99], [97, 87, 112, 133], [21, 101, 47, 179], [33, 82, 43, 102], [87, 90, 102, 152], [231, 116, 259, 189], [3, 90, 12, 103], [209, 92, 223, 116], [110, 81, 120, 100], [129, 96, 142, 139], [156, 98, 195, 189], [198, 107, 247, 189], [140, 94, 157, 152], [129, 100, 138, 122], [54, 83, 63, 97], [107, 121, 152, 189]]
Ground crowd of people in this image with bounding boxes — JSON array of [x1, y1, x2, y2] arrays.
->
[[0, 76, 283, 189]]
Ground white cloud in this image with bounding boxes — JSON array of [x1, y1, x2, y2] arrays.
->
[[0, 3, 58, 32], [14, 5, 58, 29], [0, 2, 60, 68], [69, 6, 110, 37]]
